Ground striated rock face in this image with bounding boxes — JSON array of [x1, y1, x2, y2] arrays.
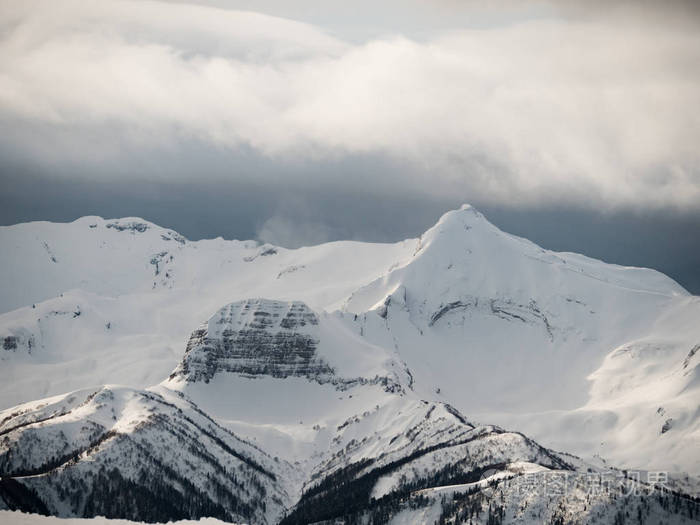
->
[[105, 221, 150, 233], [171, 299, 334, 383]]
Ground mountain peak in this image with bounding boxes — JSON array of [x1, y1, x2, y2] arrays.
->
[[413, 203, 496, 259], [436, 203, 486, 227], [345, 203, 685, 316]]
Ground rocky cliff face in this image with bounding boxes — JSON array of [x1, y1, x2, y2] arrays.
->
[[171, 299, 335, 384]]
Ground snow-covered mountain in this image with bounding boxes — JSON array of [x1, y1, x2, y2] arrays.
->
[[2, 299, 698, 524], [1, 206, 698, 523]]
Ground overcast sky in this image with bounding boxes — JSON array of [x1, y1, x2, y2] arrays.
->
[[1, 0, 699, 292]]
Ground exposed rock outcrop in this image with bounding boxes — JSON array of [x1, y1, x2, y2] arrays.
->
[[171, 299, 334, 384]]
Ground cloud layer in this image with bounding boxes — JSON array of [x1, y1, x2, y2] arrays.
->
[[1, 0, 699, 208]]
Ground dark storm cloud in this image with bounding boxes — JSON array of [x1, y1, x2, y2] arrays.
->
[[2, 0, 700, 208]]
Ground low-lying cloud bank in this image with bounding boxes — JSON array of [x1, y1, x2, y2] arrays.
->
[[1, 0, 699, 209]]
